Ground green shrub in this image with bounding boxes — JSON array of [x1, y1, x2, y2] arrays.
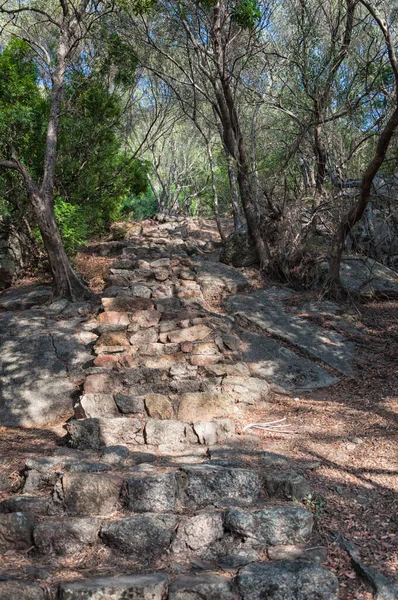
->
[[121, 189, 158, 220], [54, 197, 88, 255]]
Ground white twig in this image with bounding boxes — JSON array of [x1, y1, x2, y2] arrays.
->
[[243, 418, 294, 434], [243, 418, 286, 431]]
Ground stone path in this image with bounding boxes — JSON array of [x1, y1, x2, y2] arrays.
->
[[227, 289, 355, 376], [0, 217, 357, 598]]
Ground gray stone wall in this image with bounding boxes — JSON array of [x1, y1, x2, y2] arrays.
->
[[0, 217, 33, 290]]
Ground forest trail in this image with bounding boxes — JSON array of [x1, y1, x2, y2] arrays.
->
[[0, 217, 397, 599]]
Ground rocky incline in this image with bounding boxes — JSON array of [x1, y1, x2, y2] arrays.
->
[[0, 218, 357, 599]]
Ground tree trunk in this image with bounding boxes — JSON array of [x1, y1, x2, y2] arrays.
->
[[31, 189, 93, 300], [314, 123, 328, 194], [226, 154, 243, 230], [325, 106, 398, 296], [212, 1, 270, 267], [206, 141, 226, 242]]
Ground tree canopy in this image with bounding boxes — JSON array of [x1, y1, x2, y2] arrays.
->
[[1, 0, 398, 297]]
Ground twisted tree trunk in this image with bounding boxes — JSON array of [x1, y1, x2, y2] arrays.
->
[[326, 107, 398, 295], [0, 0, 94, 301]]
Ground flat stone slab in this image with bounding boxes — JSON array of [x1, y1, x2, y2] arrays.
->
[[196, 260, 249, 295], [0, 313, 91, 426], [0, 284, 52, 311], [339, 256, 398, 298], [228, 290, 354, 376], [239, 330, 339, 391]]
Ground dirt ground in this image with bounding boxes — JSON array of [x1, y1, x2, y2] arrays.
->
[[233, 293, 398, 600]]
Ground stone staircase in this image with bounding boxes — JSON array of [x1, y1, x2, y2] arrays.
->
[[0, 219, 340, 599]]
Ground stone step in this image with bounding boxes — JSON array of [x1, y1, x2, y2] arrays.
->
[[11, 455, 312, 514], [74, 388, 261, 420], [77, 372, 267, 415], [0, 562, 339, 599], [17, 464, 310, 516], [0, 220, 344, 598], [1, 503, 314, 561], [66, 416, 236, 450], [58, 574, 169, 600]]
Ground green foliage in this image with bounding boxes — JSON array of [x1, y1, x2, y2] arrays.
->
[[54, 198, 88, 255], [57, 71, 148, 237], [197, 0, 261, 28], [302, 493, 326, 522], [0, 38, 148, 248], [231, 0, 261, 29], [0, 194, 11, 217], [0, 39, 47, 172], [100, 34, 138, 86], [0, 39, 47, 219], [115, 0, 157, 14], [199, 0, 217, 9], [121, 188, 158, 220]]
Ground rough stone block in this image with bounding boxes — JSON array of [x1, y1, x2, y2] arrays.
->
[[93, 354, 121, 368], [190, 354, 223, 366], [33, 517, 100, 555], [101, 445, 130, 466], [224, 507, 313, 546], [222, 376, 271, 403], [144, 352, 186, 369], [178, 392, 235, 421], [167, 324, 211, 343], [169, 574, 239, 600], [62, 472, 123, 515], [126, 471, 177, 513], [95, 331, 129, 350], [145, 394, 174, 419], [172, 511, 224, 555], [267, 544, 328, 563], [74, 394, 119, 419], [130, 328, 158, 345], [0, 581, 45, 600], [0, 512, 34, 551], [145, 419, 192, 446], [191, 342, 219, 355], [23, 456, 62, 492], [102, 297, 153, 312], [114, 394, 145, 414], [139, 343, 165, 356], [130, 284, 152, 298], [67, 418, 144, 450], [170, 379, 202, 394], [97, 311, 130, 326], [181, 465, 261, 508], [192, 419, 235, 445], [0, 495, 55, 516], [263, 471, 312, 500], [237, 561, 339, 599], [130, 309, 162, 328], [84, 373, 121, 395], [100, 514, 177, 559], [151, 258, 171, 268]]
